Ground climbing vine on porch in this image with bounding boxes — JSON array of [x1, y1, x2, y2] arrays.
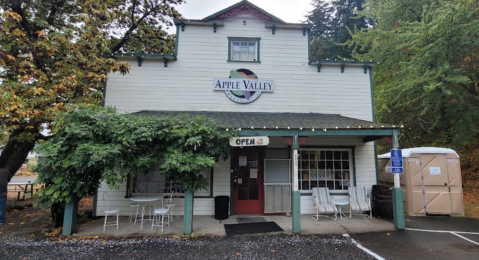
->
[[35, 105, 235, 208]]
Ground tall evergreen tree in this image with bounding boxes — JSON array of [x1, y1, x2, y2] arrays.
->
[[306, 0, 369, 60], [349, 0, 479, 181]]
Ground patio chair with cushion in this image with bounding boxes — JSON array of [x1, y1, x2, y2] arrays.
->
[[348, 186, 372, 219], [311, 187, 338, 221]]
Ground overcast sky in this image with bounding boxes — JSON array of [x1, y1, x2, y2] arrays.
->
[[167, 0, 314, 33]]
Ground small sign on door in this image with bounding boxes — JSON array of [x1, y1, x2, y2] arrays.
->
[[239, 156, 247, 166], [250, 169, 257, 179], [429, 167, 441, 175]]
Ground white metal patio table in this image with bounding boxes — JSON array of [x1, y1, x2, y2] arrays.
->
[[129, 196, 163, 229], [334, 199, 349, 220]]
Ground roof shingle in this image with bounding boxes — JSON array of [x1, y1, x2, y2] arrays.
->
[[132, 111, 397, 130]]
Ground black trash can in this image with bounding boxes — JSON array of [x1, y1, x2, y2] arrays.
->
[[214, 196, 230, 220], [377, 194, 393, 219], [372, 185, 393, 219]]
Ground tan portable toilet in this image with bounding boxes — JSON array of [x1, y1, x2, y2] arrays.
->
[[378, 147, 464, 216]]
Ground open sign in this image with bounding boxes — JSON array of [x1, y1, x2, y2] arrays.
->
[[230, 136, 269, 147]]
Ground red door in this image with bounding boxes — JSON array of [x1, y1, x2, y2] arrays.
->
[[232, 147, 263, 214]]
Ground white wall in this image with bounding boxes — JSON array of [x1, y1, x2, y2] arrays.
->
[[96, 157, 231, 217], [105, 15, 373, 121], [100, 13, 376, 216]]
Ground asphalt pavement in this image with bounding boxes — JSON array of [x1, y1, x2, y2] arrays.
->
[[352, 216, 479, 260]]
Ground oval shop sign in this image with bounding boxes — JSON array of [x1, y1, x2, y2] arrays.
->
[[213, 69, 274, 104]]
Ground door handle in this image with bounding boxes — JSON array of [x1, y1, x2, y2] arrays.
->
[[444, 182, 447, 186]]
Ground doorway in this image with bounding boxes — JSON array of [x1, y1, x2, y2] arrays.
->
[[232, 147, 263, 214]]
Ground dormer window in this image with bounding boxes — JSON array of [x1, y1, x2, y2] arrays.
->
[[228, 37, 261, 63]]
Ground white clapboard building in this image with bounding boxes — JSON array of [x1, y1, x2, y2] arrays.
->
[[96, 0, 400, 232]]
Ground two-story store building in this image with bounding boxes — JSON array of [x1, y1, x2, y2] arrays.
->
[[96, 0, 401, 233]]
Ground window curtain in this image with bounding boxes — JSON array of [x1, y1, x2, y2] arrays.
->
[[232, 42, 240, 60], [232, 41, 256, 61], [247, 42, 256, 60]]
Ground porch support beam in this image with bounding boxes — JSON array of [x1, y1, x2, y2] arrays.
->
[[391, 129, 405, 229], [237, 129, 396, 137], [62, 193, 79, 235], [183, 191, 194, 234], [292, 131, 301, 234]]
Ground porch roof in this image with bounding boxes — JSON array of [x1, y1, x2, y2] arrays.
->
[[133, 111, 400, 141]]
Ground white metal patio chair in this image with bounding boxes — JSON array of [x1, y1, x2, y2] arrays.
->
[[348, 186, 372, 219], [102, 192, 120, 231], [151, 194, 170, 231], [164, 189, 177, 222], [311, 187, 338, 221]]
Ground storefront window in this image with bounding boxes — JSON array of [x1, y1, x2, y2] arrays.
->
[[298, 149, 352, 191], [131, 166, 211, 195]]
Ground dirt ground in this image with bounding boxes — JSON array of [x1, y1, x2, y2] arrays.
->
[[463, 187, 479, 219], [0, 195, 94, 240]]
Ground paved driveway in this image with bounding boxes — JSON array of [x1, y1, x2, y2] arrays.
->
[[352, 216, 479, 260]]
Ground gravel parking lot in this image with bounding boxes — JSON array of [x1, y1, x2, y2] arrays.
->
[[1, 233, 376, 260]]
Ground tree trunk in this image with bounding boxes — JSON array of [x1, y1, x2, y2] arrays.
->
[[0, 128, 38, 177]]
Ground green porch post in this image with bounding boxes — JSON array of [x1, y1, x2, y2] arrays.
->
[[392, 129, 405, 229], [183, 190, 194, 235], [62, 194, 79, 235], [292, 131, 301, 233]]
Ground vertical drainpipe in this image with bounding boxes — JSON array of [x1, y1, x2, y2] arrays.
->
[[392, 129, 405, 229], [292, 131, 301, 233]]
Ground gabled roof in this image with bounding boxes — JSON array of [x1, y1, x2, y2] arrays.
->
[[202, 0, 286, 24]]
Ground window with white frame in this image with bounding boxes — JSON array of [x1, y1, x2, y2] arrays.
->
[[298, 149, 352, 191], [131, 166, 211, 195], [228, 37, 260, 62]]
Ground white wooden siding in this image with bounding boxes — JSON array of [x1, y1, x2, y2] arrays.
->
[[99, 14, 377, 216], [105, 14, 373, 121], [96, 139, 375, 216], [96, 157, 231, 217], [212, 158, 231, 197]]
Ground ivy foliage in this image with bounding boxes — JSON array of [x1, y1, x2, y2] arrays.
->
[[35, 105, 235, 207], [348, 0, 479, 155]]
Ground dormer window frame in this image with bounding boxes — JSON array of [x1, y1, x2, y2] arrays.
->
[[227, 37, 261, 63]]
